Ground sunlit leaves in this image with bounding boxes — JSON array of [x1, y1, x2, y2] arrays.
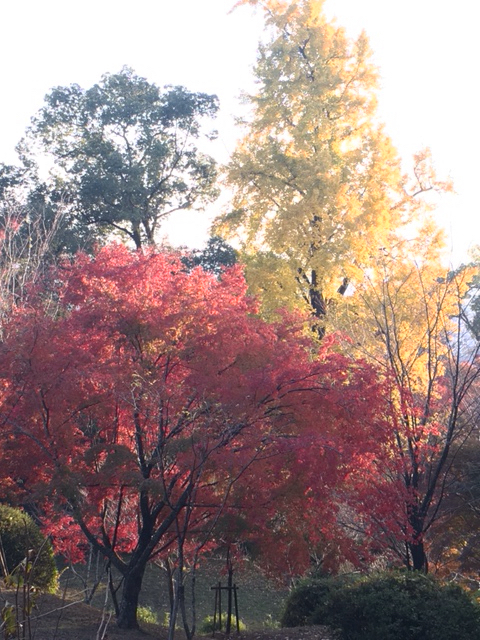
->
[[218, 1, 449, 334]]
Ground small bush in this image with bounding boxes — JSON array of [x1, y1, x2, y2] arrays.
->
[[137, 605, 158, 625], [0, 504, 57, 592], [282, 571, 480, 640], [263, 613, 280, 629], [281, 575, 351, 627], [200, 613, 246, 634], [161, 610, 171, 627]]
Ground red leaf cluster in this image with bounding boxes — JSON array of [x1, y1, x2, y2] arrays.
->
[[0, 244, 396, 576]]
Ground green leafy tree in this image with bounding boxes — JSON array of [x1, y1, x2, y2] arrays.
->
[[0, 504, 57, 592], [0, 164, 25, 199], [217, 1, 450, 333], [21, 67, 219, 249], [181, 235, 237, 275]]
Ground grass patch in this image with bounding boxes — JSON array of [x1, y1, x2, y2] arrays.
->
[[60, 555, 288, 630]]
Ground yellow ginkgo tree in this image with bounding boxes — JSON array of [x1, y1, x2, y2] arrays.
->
[[218, 0, 451, 335]]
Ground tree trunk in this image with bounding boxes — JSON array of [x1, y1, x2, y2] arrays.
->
[[408, 539, 428, 573], [116, 566, 146, 629], [407, 507, 428, 572], [131, 223, 142, 250]]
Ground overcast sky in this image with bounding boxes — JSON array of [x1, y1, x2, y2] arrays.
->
[[1, 0, 477, 263]]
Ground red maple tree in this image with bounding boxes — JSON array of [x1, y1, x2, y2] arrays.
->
[[0, 244, 392, 629]]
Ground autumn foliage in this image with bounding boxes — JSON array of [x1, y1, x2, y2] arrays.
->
[[0, 3, 478, 638], [0, 243, 399, 626]]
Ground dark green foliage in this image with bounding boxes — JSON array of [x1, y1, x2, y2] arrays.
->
[[0, 505, 57, 592], [25, 180, 99, 256], [467, 263, 480, 340], [280, 576, 348, 628], [182, 236, 237, 275], [0, 160, 93, 267], [282, 571, 480, 640], [0, 164, 25, 198], [23, 66, 220, 249]]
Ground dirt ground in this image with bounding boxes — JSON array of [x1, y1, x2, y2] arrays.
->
[[0, 592, 336, 640]]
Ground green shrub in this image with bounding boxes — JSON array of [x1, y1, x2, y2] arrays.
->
[[200, 613, 246, 634], [282, 571, 480, 640], [137, 605, 158, 625], [262, 613, 280, 629], [330, 572, 480, 640], [281, 575, 351, 627], [0, 504, 57, 592]]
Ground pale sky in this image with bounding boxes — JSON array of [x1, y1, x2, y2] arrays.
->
[[0, 0, 477, 264]]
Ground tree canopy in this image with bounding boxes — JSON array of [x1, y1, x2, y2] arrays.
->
[[217, 0, 451, 333], [0, 244, 396, 628], [20, 67, 219, 249]]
